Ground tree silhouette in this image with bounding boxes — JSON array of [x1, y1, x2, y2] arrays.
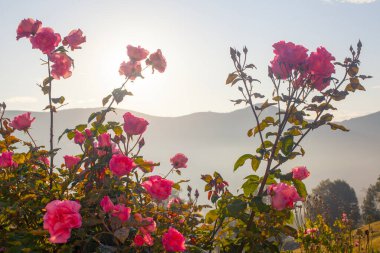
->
[[362, 176, 380, 223], [306, 179, 361, 227]]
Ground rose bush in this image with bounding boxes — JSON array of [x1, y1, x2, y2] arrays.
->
[[0, 18, 372, 253]]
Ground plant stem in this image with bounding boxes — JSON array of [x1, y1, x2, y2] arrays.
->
[[47, 58, 54, 190]]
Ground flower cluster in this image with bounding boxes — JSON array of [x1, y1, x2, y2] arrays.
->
[[16, 18, 85, 79], [270, 41, 336, 91], [119, 45, 167, 80]]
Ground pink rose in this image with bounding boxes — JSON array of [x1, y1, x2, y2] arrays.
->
[[0, 152, 14, 168], [267, 182, 301, 211], [38, 156, 50, 166], [97, 133, 111, 147], [123, 112, 149, 136], [142, 233, 154, 246], [272, 41, 308, 67], [62, 29, 86, 51], [10, 112, 35, 131], [119, 61, 142, 80], [109, 154, 135, 177], [270, 56, 290, 80], [148, 49, 167, 73], [292, 166, 310, 181], [30, 27, 61, 54], [134, 213, 143, 222], [307, 46, 336, 91], [127, 45, 149, 61], [16, 18, 42, 40], [111, 204, 131, 222], [74, 130, 85, 144], [100, 196, 114, 213], [64, 155, 81, 169], [49, 53, 73, 79], [134, 234, 145, 246], [162, 227, 186, 252], [139, 217, 157, 234], [85, 129, 92, 137], [167, 198, 181, 209], [170, 153, 188, 169], [43, 200, 82, 243], [141, 175, 174, 200]]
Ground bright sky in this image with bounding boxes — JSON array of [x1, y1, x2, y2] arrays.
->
[[1, 0, 379, 120]]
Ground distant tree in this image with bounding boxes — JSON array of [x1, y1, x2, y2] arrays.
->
[[305, 179, 361, 227], [362, 176, 380, 223]]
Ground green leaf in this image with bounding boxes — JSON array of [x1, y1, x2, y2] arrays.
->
[[292, 179, 307, 199], [88, 112, 101, 123], [226, 199, 247, 218], [205, 209, 218, 224], [67, 131, 75, 140], [242, 176, 259, 197], [281, 135, 293, 156], [327, 122, 349, 132], [234, 154, 254, 171], [113, 126, 123, 136], [102, 95, 112, 106], [75, 124, 87, 132], [43, 76, 53, 86], [112, 88, 132, 104], [251, 156, 261, 172], [52, 96, 65, 104], [201, 174, 213, 183]]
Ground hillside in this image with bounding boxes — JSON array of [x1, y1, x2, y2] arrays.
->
[[3, 107, 380, 204]]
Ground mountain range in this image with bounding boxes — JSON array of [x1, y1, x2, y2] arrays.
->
[[4, 107, 380, 204]]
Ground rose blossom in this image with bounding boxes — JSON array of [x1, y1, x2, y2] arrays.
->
[[97, 133, 111, 147], [119, 61, 142, 80], [10, 112, 35, 131], [16, 18, 42, 40], [109, 154, 135, 177], [127, 45, 149, 61], [85, 129, 92, 137], [134, 234, 145, 246], [307, 46, 336, 91], [30, 27, 61, 54], [64, 155, 81, 169], [139, 217, 157, 234], [148, 49, 167, 73], [162, 227, 186, 252], [141, 175, 174, 200], [272, 41, 308, 67], [267, 182, 301, 211], [123, 112, 149, 136], [74, 130, 85, 144], [0, 152, 14, 168], [111, 204, 131, 222], [167, 198, 181, 209], [43, 200, 82, 243], [292, 166, 310, 181], [62, 29, 86, 51], [100, 196, 114, 213], [49, 52, 73, 79], [170, 153, 188, 169]]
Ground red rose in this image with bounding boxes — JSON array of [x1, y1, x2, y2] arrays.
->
[[141, 176, 174, 200], [170, 153, 188, 169], [10, 112, 35, 131], [49, 53, 73, 79], [148, 49, 167, 73], [109, 154, 135, 177], [307, 46, 336, 91], [162, 227, 186, 252], [119, 61, 142, 80]]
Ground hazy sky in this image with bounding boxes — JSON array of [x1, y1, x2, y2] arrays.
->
[[1, 0, 379, 120]]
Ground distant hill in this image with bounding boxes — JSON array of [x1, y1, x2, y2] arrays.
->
[[4, 107, 380, 204]]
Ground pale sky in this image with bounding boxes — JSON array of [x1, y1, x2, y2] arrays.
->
[[1, 0, 379, 120]]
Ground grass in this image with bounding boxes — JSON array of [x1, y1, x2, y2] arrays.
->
[[288, 221, 380, 253]]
